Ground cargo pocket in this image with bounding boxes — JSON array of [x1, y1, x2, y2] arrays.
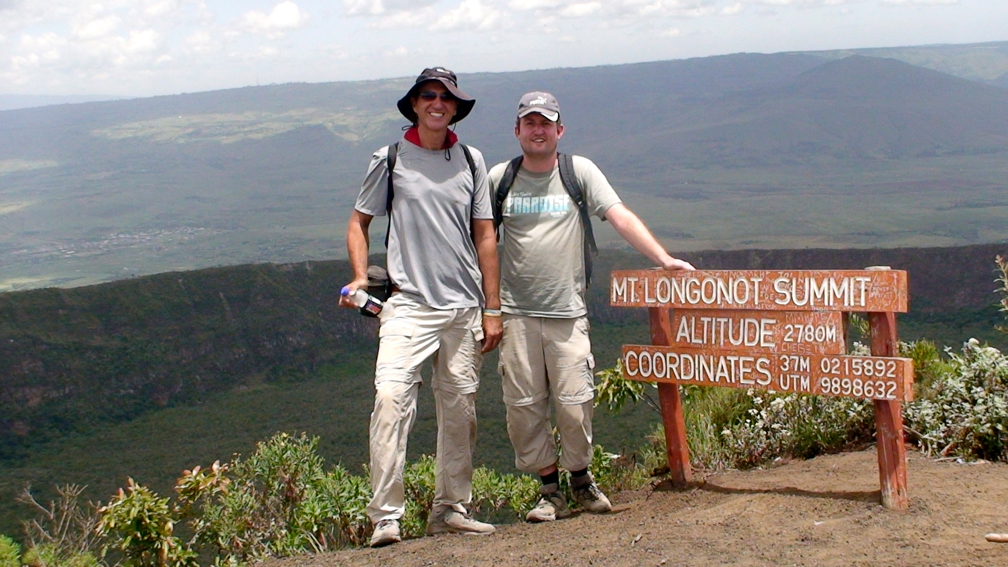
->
[[554, 352, 595, 405], [375, 319, 417, 384]]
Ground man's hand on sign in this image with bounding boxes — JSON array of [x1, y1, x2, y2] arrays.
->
[[661, 257, 695, 271]]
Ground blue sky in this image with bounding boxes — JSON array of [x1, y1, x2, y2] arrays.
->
[[0, 0, 1005, 97]]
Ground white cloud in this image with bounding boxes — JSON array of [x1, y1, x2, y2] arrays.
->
[[344, 0, 438, 15], [238, 1, 309, 38], [560, 2, 601, 17], [145, 0, 182, 17], [882, 0, 957, 4], [344, 0, 384, 16], [73, 14, 121, 40], [432, 0, 506, 30], [508, 0, 568, 9], [125, 29, 159, 53], [184, 29, 215, 53], [11, 32, 66, 69], [0, 0, 1002, 97]]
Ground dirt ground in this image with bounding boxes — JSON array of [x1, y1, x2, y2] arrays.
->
[[274, 448, 1008, 567]]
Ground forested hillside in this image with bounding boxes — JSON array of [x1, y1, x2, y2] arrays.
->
[[0, 260, 372, 461], [4, 244, 1007, 463]]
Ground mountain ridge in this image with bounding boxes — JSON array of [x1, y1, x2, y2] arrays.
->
[[3, 45, 1008, 290]]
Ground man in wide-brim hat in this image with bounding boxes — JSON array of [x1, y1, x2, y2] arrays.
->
[[340, 67, 501, 547]]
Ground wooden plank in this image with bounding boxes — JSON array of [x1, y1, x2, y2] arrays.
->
[[650, 307, 692, 485], [869, 308, 909, 511], [610, 270, 908, 312], [670, 309, 845, 355], [621, 345, 914, 401]]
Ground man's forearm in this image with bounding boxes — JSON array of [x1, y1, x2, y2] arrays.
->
[[606, 204, 673, 264], [346, 211, 373, 283], [473, 219, 501, 309]]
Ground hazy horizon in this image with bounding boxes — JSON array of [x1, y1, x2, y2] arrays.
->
[[1, 0, 1006, 99]]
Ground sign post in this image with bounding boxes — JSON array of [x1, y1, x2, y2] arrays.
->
[[611, 268, 912, 510]]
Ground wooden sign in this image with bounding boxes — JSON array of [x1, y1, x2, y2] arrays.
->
[[621, 345, 914, 401], [611, 266, 912, 510], [670, 309, 845, 355], [610, 270, 908, 312]]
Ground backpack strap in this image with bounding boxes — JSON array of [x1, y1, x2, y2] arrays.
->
[[384, 142, 478, 248], [557, 153, 598, 286], [492, 156, 524, 234], [383, 142, 399, 248], [459, 143, 478, 182]]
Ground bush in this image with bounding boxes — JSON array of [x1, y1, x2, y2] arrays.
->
[[17, 485, 102, 567], [0, 536, 20, 567], [96, 478, 196, 567], [905, 339, 1008, 461], [21, 544, 100, 567], [181, 432, 365, 562]]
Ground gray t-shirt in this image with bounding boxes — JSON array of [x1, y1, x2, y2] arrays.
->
[[489, 155, 622, 318], [355, 138, 493, 309]]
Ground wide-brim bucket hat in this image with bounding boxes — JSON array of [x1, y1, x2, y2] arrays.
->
[[397, 67, 475, 125]]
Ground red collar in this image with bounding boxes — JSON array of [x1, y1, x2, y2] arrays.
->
[[404, 126, 458, 150]]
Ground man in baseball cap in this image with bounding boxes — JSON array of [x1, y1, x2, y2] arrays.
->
[[488, 91, 695, 523]]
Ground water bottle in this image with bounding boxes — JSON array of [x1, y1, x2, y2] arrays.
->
[[341, 286, 388, 318]]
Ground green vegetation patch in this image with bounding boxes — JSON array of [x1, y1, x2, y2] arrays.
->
[[0, 159, 57, 176], [91, 108, 401, 144]]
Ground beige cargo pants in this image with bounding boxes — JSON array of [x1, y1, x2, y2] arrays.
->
[[366, 293, 484, 523], [498, 314, 596, 474]]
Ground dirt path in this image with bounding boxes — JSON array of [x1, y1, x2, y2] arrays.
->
[[274, 449, 1008, 566]]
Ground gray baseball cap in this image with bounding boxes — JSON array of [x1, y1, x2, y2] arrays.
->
[[517, 91, 560, 122]]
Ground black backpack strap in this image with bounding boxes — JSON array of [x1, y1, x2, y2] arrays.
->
[[557, 153, 598, 286], [459, 144, 480, 243], [459, 143, 478, 182], [384, 142, 398, 248], [492, 156, 524, 237]]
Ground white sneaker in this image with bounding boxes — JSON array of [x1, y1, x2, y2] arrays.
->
[[526, 483, 571, 522], [426, 508, 496, 536], [370, 518, 401, 548]]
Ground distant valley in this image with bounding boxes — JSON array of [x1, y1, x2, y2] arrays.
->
[[2, 41, 1008, 290]]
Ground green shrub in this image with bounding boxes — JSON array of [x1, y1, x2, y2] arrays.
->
[[905, 339, 1008, 461], [401, 455, 539, 532], [182, 432, 356, 562], [0, 536, 20, 567], [901, 339, 952, 397], [21, 544, 99, 567], [96, 478, 196, 567]]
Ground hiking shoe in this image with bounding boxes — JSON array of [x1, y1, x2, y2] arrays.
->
[[572, 475, 612, 514], [526, 483, 571, 522], [370, 518, 401, 548], [425, 508, 496, 536]]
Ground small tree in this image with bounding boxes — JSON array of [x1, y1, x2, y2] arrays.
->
[[17, 484, 103, 567]]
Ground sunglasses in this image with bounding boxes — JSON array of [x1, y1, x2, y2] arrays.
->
[[418, 91, 455, 101]]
